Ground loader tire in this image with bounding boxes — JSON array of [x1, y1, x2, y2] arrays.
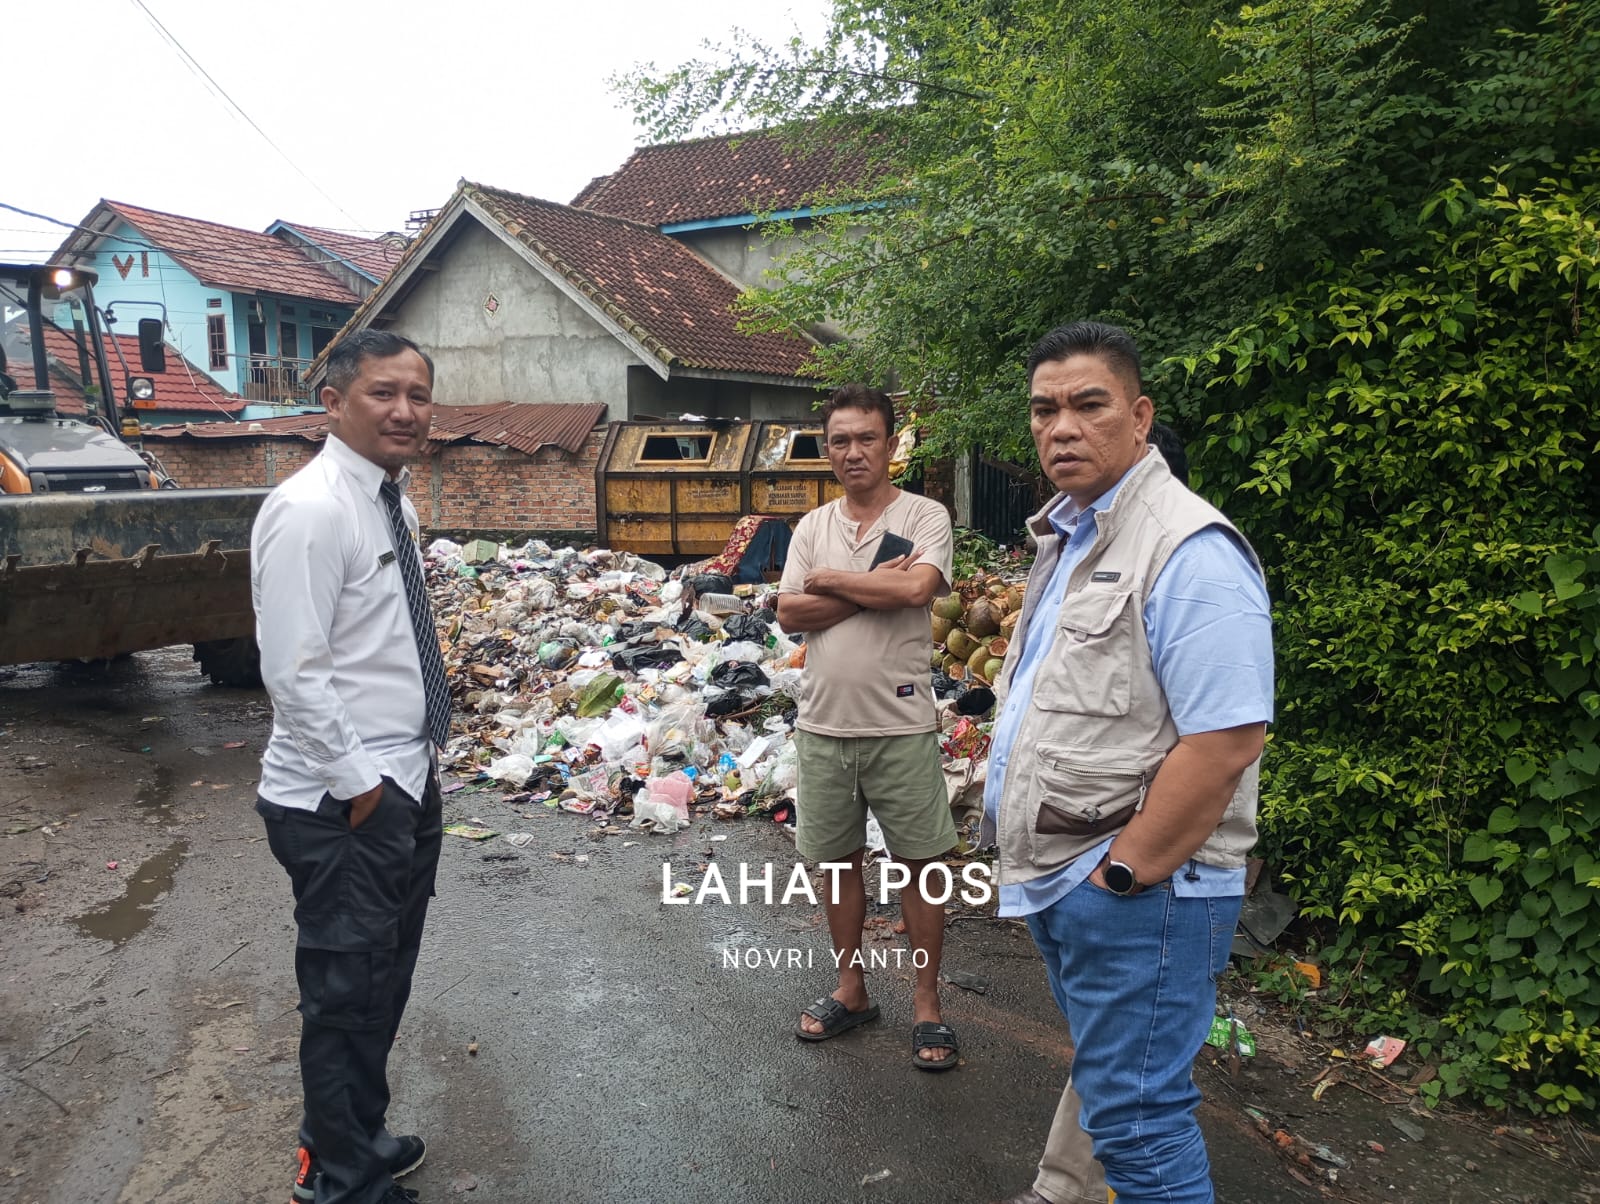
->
[[193, 637, 262, 688]]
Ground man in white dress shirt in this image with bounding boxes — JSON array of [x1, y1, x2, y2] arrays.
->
[[253, 330, 451, 1204]]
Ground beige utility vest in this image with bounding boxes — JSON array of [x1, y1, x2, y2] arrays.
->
[[990, 450, 1265, 887]]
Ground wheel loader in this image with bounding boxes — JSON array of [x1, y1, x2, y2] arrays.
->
[[0, 262, 268, 685]]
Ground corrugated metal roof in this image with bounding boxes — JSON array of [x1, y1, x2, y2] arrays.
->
[[140, 401, 607, 455], [426, 402, 607, 455]]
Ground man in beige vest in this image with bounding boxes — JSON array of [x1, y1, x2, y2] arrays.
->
[[777, 384, 962, 1069], [986, 323, 1274, 1203]]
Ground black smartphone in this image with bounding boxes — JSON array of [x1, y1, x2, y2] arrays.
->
[[869, 532, 916, 568]]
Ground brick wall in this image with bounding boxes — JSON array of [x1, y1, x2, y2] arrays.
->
[[150, 429, 604, 540]]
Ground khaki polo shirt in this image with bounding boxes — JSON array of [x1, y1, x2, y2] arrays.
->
[[779, 490, 953, 738]]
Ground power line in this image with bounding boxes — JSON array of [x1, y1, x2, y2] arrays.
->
[[0, 202, 402, 278], [125, 0, 364, 230]]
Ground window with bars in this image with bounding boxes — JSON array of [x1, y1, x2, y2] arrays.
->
[[207, 314, 227, 370]]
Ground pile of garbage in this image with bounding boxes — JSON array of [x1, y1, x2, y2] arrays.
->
[[428, 538, 809, 834], [427, 537, 1011, 841]]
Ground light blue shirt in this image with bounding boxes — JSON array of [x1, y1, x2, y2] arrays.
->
[[984, 461, 1274, 917]]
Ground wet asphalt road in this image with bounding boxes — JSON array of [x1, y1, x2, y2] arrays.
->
[[5, 648, 1573, 1204]]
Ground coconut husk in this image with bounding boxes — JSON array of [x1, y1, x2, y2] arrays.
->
[[966, 598, 1002, 639], [946, 629, 978, 662], [987, 637, 1009, 659], [931, 614, 955, 645], [966, 644, 991, 679], [933, 594, 964, 622], [984, 657, 1005, 681], [999, 610, 1021, 638]]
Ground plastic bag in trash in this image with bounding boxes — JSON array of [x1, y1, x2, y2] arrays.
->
[[755, 739, 799, 798], [864, 810, 887, 853], [709, 661, 769, 689], [767, 667, 803, 700], [705, 689, 755, 718], [486, 753, 537, 787], [611, 643, 685, 671], [538, 639, 578, 670], [721, 612, 773, 642], [677, 615, 714, 642], [596, 710, 647, 762], [686, 572, 734, 596], [630, 772, 694, 832], [931, 672, 968, 701], [647, 701, 706, 764]]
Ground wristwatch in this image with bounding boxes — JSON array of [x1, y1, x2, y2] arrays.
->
[[1101, 857, 1143, 896]]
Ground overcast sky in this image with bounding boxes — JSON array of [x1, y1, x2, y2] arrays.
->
[[3, 0, 830, 260]]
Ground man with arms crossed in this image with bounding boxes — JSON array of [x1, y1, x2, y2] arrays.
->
[[777, 384, 962, 1069], [989, 322, 1273, 1202], [253, 330, 451, 1204]]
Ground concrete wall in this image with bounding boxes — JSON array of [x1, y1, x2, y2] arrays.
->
[[671, 225, 808, 292], [670, 217, 862, 343], [152, 428, 606, 540], [387, 222, 637, 407], [624, 365, 822, 421]]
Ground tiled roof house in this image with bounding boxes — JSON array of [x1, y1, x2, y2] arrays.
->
[[307, 178, 825, 422], [54, 201, 390, 403], [574, 123, 884, 340], [575, 125, 876, 229]]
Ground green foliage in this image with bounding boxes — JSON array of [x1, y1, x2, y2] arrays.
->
[[1188, 160, 1600, 1113], [950, 526, 1027, 581], [620, 1, 1597, 458], [624, 0, 1600, 1110]]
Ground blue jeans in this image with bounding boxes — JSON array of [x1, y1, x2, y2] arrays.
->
[[1026, 878, 1239, 1204]]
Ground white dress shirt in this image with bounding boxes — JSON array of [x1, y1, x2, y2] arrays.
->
[[251, 434, 434, 811]]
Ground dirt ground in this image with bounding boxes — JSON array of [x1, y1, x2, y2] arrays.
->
[[2, 648, 1598, 1203]]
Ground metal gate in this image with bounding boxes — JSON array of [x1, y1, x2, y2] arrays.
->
[[970, 452, 1041, 546]]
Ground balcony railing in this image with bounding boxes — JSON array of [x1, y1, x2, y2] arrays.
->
[[212, 352, 316, 403]]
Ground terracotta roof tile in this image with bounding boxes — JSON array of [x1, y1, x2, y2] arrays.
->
[[272, 222, 408, 283], [465, 182, 815, 378], [64, 201, 361, 305], [3, 322, 243, 417], [141, 401, 606, 454], [574, 125, 876, 226]]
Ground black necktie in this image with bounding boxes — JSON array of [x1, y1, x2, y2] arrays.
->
[[379, 478, 452, 749]]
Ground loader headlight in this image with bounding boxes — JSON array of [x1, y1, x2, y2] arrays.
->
[[128, 376, 156, 405]]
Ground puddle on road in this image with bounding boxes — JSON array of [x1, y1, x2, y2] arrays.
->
[[71, 839, 189, 944], [70, 768, 186, 945]]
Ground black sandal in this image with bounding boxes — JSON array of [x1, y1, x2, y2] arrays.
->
[[795, 996, 880, 1042], [910, 1020, 960, 1071]]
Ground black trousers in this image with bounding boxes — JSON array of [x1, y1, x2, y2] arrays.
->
[[259, 774, 442, 1204]]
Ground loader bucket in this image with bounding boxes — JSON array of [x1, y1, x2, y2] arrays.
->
[[0, 488, 270, 665]]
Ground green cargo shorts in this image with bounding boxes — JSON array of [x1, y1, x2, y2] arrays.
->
[[794, 728, 957, 863]]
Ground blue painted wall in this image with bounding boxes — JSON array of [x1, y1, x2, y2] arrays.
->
[[76, 222, 354, 396]]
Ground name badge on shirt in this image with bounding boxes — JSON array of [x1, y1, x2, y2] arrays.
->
[[379, 551, 396, 567], [1091, 570, 1121, 583]]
